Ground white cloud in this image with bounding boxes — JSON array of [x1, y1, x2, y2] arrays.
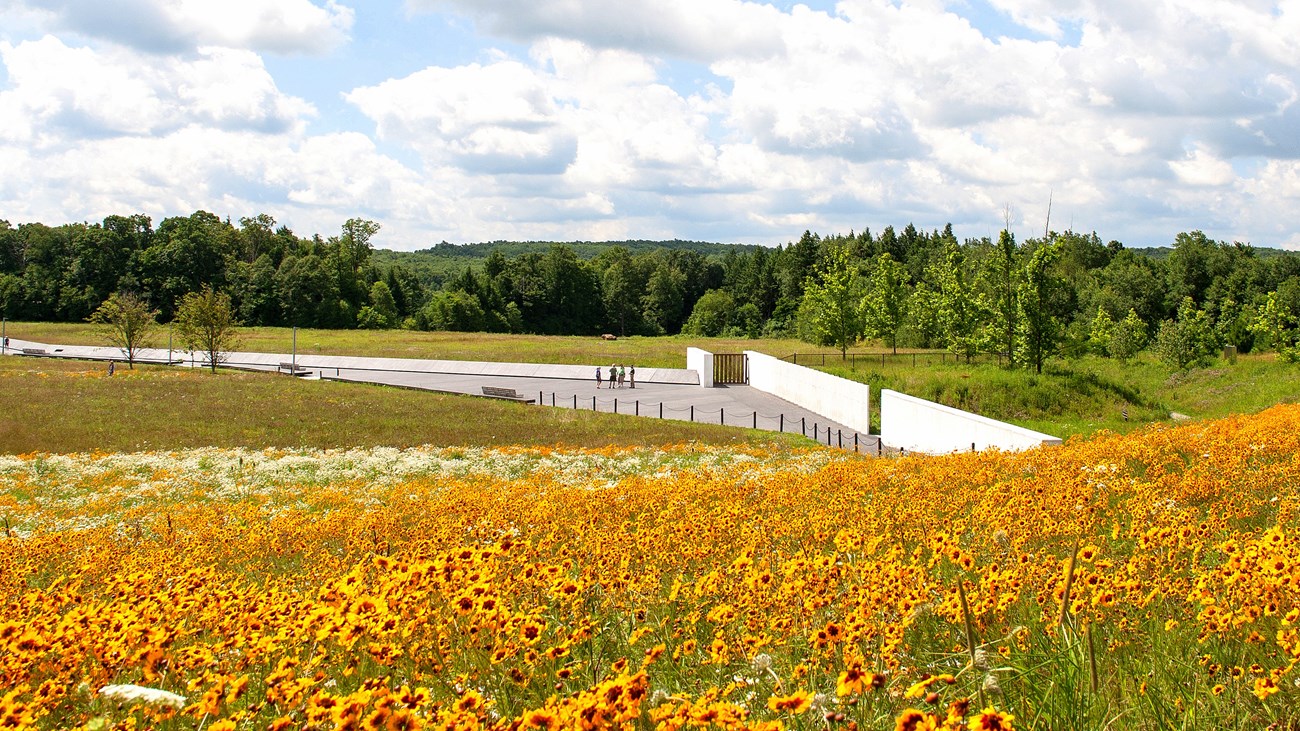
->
[[0, 36, 314, 146], [2, 0, 354, 54], [407, 0, 784, 62]]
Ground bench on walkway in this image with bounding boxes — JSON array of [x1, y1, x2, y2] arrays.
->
[[20, 348, 46, 355], [278, 361, 311, 376], [481, 386, 536, 403]]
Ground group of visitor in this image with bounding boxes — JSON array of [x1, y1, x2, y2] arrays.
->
[[596, 364, 635, 389]]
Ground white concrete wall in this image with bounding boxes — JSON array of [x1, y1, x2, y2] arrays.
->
[[880, 389, 1062, 454], [687, 347, 714, 388], [744, 350, 871, 434]]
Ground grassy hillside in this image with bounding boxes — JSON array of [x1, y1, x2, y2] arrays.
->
[[6, 322, 1297, 442], [0, 357, 806, 454], [822, 351, 1300, 438]]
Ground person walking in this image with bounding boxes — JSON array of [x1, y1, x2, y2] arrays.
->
[[618, 364, 625, 388], [596, 366, 603, 389], [629, 365, 635, 389], [609, 364, 617, 388], [107, 361, 115, 376]]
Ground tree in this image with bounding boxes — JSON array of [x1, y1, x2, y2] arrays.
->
[[861, 253, 909, 353], [1017, 242, 1065, 374], [1088, 307, 1115, 356], [1109, 308, 1148, 362], [1155, 297, 1219, 370], [799, 246, 864, 358], [682, 289, 737, 337], [984, 230, 1021, 364], [89, 292, 159, 369], [175, 285, 241, 373], [1251, 279, 1300, 362], [930, 243, 987, 362]]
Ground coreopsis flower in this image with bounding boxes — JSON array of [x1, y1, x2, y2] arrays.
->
[[767, 690, 812, 714], [968, 706, 1014, 730]]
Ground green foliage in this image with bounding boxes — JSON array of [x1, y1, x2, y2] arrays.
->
[[1250, 280, 1300, 362], [1155, 297, 1220, 370], [930, 242, 987, 361], [983, 229, 1022, 364], [88, 292, 159, 368], [1088, 307, 1115, 356], [1109, 309, 1148, 362], [682, 289, 737, 337], [861, 252, 909, 353], [419, 290, 487, 332], [798, 246, 864, 357], [1017, 242, 1066, 374], [174, 285, 241, 373]]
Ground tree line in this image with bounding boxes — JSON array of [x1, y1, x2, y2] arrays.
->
[[1, 212, 1298, 369]]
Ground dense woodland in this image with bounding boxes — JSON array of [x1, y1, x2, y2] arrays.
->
[[2, 211, 1299, 368]]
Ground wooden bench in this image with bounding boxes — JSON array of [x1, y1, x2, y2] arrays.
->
[[278, 361, 311, 376], [20, 348, 46, 355], [481, 386, 536, 403]]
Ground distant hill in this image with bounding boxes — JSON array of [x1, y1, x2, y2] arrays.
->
[[371, 239, 764, 286]]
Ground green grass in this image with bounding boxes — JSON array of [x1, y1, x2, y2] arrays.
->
[[821, 351, 1300, 438], [0, 358, 807, 454], [5, 322, 810, 369], [8, 321, 1298, 443]]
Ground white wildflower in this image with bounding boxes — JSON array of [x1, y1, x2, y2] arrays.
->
[[98, 684, 187, 709], [751, 653, 773, 672]]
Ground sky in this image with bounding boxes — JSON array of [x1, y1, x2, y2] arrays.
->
[[1, 1, 1299, 252]]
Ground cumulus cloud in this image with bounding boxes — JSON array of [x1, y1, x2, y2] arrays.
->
[[6, 0, 1300, 248], [0, 36, 314, 145], [407, 0, 784, 62], [2, 0, 353, 54]]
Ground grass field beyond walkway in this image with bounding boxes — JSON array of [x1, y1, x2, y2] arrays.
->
[[0, 358, 806, 454]]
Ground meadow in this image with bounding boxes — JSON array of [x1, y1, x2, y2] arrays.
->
[[1, 404, 1298, 729], [0, 357, 801, 454], [9, 321, 1299, 441]]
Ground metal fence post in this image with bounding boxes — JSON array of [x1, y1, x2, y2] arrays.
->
[[573, 394, 577, 409], [779, 413, 784, 432], [593, 396, 596, 411], [720, 407, 724, 425], [636, 400, 639, 416], [659, 402, 663, 418], [614, 398, 618, 414], [801, 417, 806, 436], [854, 433, 858, 452], [690, 405, 694, 422], [838, 430, 842, 448], [752, 412, 757, 429]]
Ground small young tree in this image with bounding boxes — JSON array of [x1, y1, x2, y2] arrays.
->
[[89, 292, 159, 369], [1250, 280, 1300, 362], [800, 246, 864, 359], [1109, 309, 1148, 362], [1155, 297, 1218, 370], [1088, 307, 1115, 356], [861, 252, 910, 354], [1017, 242, 1064, 374], [175, 285, 241, 373]]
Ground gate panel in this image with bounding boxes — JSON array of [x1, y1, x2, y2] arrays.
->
[[713, 353, 747, 384]]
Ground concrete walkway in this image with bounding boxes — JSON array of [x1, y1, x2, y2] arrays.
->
[[2, 338, 881, 453]]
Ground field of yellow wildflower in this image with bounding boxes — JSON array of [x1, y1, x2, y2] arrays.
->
[[2, 405, 1298, 730]]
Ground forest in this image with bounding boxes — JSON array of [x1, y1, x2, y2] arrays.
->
[[2, 211, 1299, 369]]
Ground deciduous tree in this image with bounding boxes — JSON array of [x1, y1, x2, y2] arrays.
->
[[175, 285, 241, 373], [89, 292, 159, 369]]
